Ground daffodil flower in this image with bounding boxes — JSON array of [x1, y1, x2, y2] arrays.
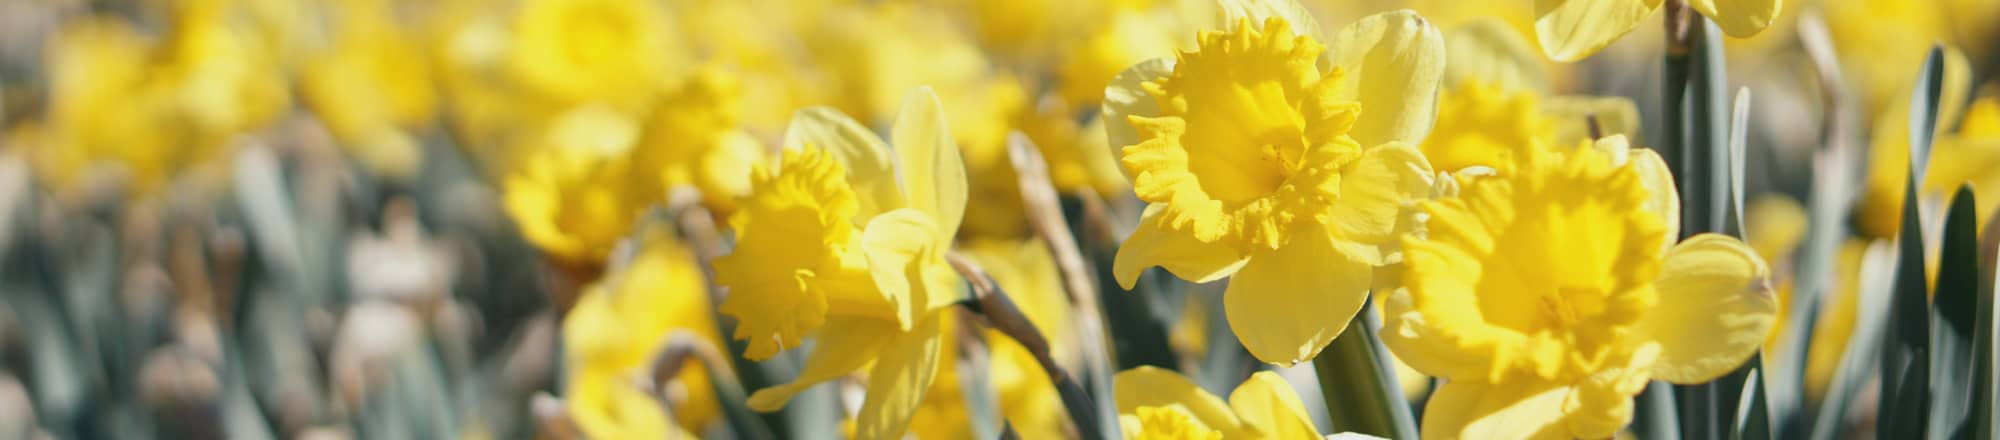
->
[[1535, 0, 1783, 62], [1102, 6, 1442, 365], [1382, 137, 1776, 439], [562, 229, 724, 438], [714, 87, 969, 440], [1114, 366, 1321, 439]]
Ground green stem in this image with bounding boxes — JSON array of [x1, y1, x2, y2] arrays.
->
[[1312, 301, 1416, 438]]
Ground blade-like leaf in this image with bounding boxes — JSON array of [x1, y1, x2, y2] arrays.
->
[[1877, 45, 1946, 438], [1930, 185, 1978, 436], [1733, 366, 1770, 440], [1672, 18, 1742, 439]]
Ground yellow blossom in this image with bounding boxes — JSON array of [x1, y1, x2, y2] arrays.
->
[[1106, 13, 1439, 365], [501, 106, 656, 267], [1114, 366, 1320, 439], [507, 0, 684, 110], [32, 0, 287, 194], [716, 88, 969, 440], [562, 228, 725, 437], [1383, 137, 1776, 439], [301, 0, 438, 180], [1533, 0, 1783, 62], [641, 67, 766, 214]]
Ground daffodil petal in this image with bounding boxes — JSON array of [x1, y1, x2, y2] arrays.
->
[[745, 318, 898, 411], [1229, 371, 1321, 439], [1331, 10, 1447, 146], [1688, 0, 1780, 38], [1533, 0, 1662, 62], [854, 315, 946, 440], [1420, 380, 1572, 440], [1102, 57, 1175, 168], [783, 107, 905, 219], [1113, 204, 1249, 289], [1638, 233, 1776, 383], [1444, 18, 1550, 93], [1328, 141, 1435, 263], [1113, 366, 1241, 431], [1225, 230, 1372, 365], [1216, 0, 1322, 38], [890, 87, 969, 240], [1627, 145, 1680, 253], [861, 208, 950, 330], [1562, 343, 1657, 438]]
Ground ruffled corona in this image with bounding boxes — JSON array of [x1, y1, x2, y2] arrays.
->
[[1391, 146, 1663, 384], [713, 147, 884, 360], [1123, 17, 1362, 251], [1386, 142, 1777, 439]]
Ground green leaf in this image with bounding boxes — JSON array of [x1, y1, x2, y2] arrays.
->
[[1877, 44, 1946, 438], [1974, 197, 1998, 440], [1732, 366, 1770, 440], [1931, 185, 1979, 436], [1312, 301, 1416, 438], [1672, 18, 1747, 439]]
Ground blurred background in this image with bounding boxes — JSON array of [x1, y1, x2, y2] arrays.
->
[[0, 0, 1996, 438]]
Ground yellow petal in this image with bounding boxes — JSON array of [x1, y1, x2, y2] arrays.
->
[[1101, 57, 1175, 167], [1228, 371, 1321, 439], [746, 318, 898, 411], [854, 315, 946, 440], [1689, 0, 1781, 38], [1608, 138, 1680, 253], [1113, 366, 1241, 432], [1420, 380, 1572, 440], [1638, 233, 1777, 383], [1113, 204, 1250, 289], [1332, 10, 1447, 146], [1443, 18, 1550, 93], [861, 208, 959, 329], [1561, 344, 1657, 438], [1534, 0, 1662, 62], [1216, 0, 1322, 38], [1225, 230, 1373, 365], [890, 87, 969, 240], [1328, 142, 1435, 264], [783, 107, 905, 219]]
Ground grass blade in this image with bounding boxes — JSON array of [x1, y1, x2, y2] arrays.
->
[[1876, 45, 1946, 438]]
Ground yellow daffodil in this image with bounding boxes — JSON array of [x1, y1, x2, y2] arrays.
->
[[804, 4, 989, 127], [1383, 137, 1776, 439], [302, 0, 438, 180], [715, 88, 969, 440], [640, 67, 766, 214], [32, 0, 287, 194], [1104, 9, 1441, 365], [501, 106, 656, 268], [1534, 0, 1783, 62], [562, 228, 725, 437], [1114, 366, 1321, 439], [507, 0, 685, 109]]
